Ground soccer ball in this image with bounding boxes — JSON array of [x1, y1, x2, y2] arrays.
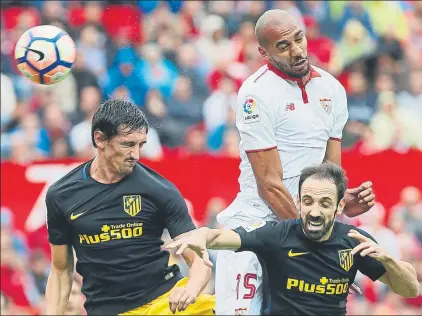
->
[[14, 25, 76, 85]]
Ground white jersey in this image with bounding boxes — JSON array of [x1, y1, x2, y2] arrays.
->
[[218, 64, 348, 224]]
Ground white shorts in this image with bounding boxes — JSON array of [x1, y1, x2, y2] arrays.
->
[[215, 200, 277, 315], [216, 250, 264, 315]]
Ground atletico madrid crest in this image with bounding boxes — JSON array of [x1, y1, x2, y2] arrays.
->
[[338, 249, 354, 272], [123, 195, 141, 216]]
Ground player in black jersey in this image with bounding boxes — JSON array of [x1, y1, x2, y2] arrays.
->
[[45, 100, 214, 315], [167, 163, 419, 315]]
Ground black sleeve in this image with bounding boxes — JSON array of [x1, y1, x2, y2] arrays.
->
[[354, 228, 386, 281], [45, 188, 72, 245], [162, 185, 196, 239], [234, 221, 283, 255]]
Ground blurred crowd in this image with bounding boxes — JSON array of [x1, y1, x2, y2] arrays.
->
[[1, 0, 422, 315], [1, 0, 422, 164]]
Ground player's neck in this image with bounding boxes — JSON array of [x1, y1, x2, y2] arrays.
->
[[267, 62, 311, 85], [90, 156, 125, 184]]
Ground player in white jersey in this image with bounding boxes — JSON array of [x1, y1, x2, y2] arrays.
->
[[215, 10, 376, 315]]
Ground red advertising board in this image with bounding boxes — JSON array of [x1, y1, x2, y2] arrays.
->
[[1, 149, 422, 233]]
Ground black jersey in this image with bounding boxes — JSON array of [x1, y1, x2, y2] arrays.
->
[[46, 160, 196, 315], [234, 219, 386, 316]]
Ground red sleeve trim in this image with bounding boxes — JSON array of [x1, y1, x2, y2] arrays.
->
[[245, 146, 277, 153], [329, 137, 341, 142]]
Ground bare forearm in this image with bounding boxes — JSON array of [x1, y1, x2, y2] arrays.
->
[[198, 227, 241, 250], [185, 258, 212, 295], [260, 185, 298, 220], [382, 258, 419, 297], [45, 268, 73, 315]]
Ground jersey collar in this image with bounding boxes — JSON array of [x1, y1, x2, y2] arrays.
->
[[267, 62, 321, 86]]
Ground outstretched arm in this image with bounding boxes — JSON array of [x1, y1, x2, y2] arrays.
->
[[349, 229, 419, 298], [167, 232, 212, 314], [167, 227, 242, 267]]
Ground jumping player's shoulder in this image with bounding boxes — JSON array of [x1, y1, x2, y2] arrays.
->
[[312, 66, 346, 94], [238, 65, 277, 100]]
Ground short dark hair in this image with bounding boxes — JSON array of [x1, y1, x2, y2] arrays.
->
[[91, 100, 149, 148], [298, 162, 348, 204]]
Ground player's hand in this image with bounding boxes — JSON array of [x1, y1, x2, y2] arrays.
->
[[348, 229, 391, 263], [169, 286, 198, 314], [343, 181, 375, 217], [165, 232, 213, 267]]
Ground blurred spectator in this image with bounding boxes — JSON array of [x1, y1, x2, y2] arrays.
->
[[349, 124, 382, 155], [373, 72, 396, 94], [405, 1, 422, 70], [102, 46, 146, 106], [144, 89, 184, 147], [69, 86, 100, 158], [29, 250, 49, 295], [337, 1, 377, 40], [304, 15, 335, 70], [5, 113, 49, 161], [195, 14, 234, 70], [346, 71, 377, 123], [219, 127, 240, 158], [77, 25, 107, 78], [142, 2, 183, 44], [1, 73, 17, 127], [203, 76, 237, 151], [272, 1, 305, 31], [330, 19, 376, 75], [42, 103, 72, 154], [390, 186, 422, 243], [370, 91, 422, 150], [167, 76, 203, 126], [140, 127, 163, 161], [40, 1, 69, 29], [71, 53, 99, 115], [1, 227, 42, 313], [297, 1, 332, 35], [363, 1, 409, 41], [177, 1, 205, 39], [44, 73, 78, 115], [175, 43, 209, 100], [358, 203, 401, 260], [179, 124, 207, 157], [397, 70, 422, 121], [1, 208, 29, 261], [138, 43, 179, 100]]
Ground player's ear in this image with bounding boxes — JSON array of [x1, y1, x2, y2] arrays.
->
[[94, 130, 106, 149], [337, 198, 346, 215], [258, 46, 269, 60]]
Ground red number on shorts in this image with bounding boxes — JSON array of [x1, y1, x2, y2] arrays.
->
[[235, 273, 257, 300]]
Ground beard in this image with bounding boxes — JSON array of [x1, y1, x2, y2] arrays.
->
[[271, 56, 310, 79], [300, 211, 336, 241]]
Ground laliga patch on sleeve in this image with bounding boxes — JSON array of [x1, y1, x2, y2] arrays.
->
[[244, 221, 266, 232], [242, 96, 261, 124]]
